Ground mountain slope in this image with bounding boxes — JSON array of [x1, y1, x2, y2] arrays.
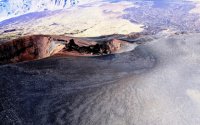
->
[[0, 0, 80, 21]]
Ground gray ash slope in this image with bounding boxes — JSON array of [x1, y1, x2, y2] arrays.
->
[[1, 33, 200, 124], [0, 42, 156, 124]]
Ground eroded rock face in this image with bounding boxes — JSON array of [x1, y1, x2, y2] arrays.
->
[[0, 35, 131, 65], [0, 35, 52, 64]]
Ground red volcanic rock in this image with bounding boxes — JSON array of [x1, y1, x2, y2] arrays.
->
[[0, 35, 128, 65], [0, 35, 59, 64]]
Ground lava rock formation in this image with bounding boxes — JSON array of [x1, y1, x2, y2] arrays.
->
[[0, 35, 127, 65]]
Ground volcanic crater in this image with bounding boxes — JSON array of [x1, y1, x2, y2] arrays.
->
[[0, 35, 132, 65]]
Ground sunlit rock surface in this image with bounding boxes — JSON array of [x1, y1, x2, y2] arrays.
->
[[0, 1, 144, 39]]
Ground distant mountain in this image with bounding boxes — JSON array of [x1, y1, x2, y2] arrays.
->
[[0, 0, 81, 21]]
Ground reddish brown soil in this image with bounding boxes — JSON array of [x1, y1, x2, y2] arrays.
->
[[0, 35, 125, 65]]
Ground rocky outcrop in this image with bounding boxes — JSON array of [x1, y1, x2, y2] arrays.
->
[[0, 35, 128, 65], [65, 39, 117, 55], [0, 35, 52, 64]]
